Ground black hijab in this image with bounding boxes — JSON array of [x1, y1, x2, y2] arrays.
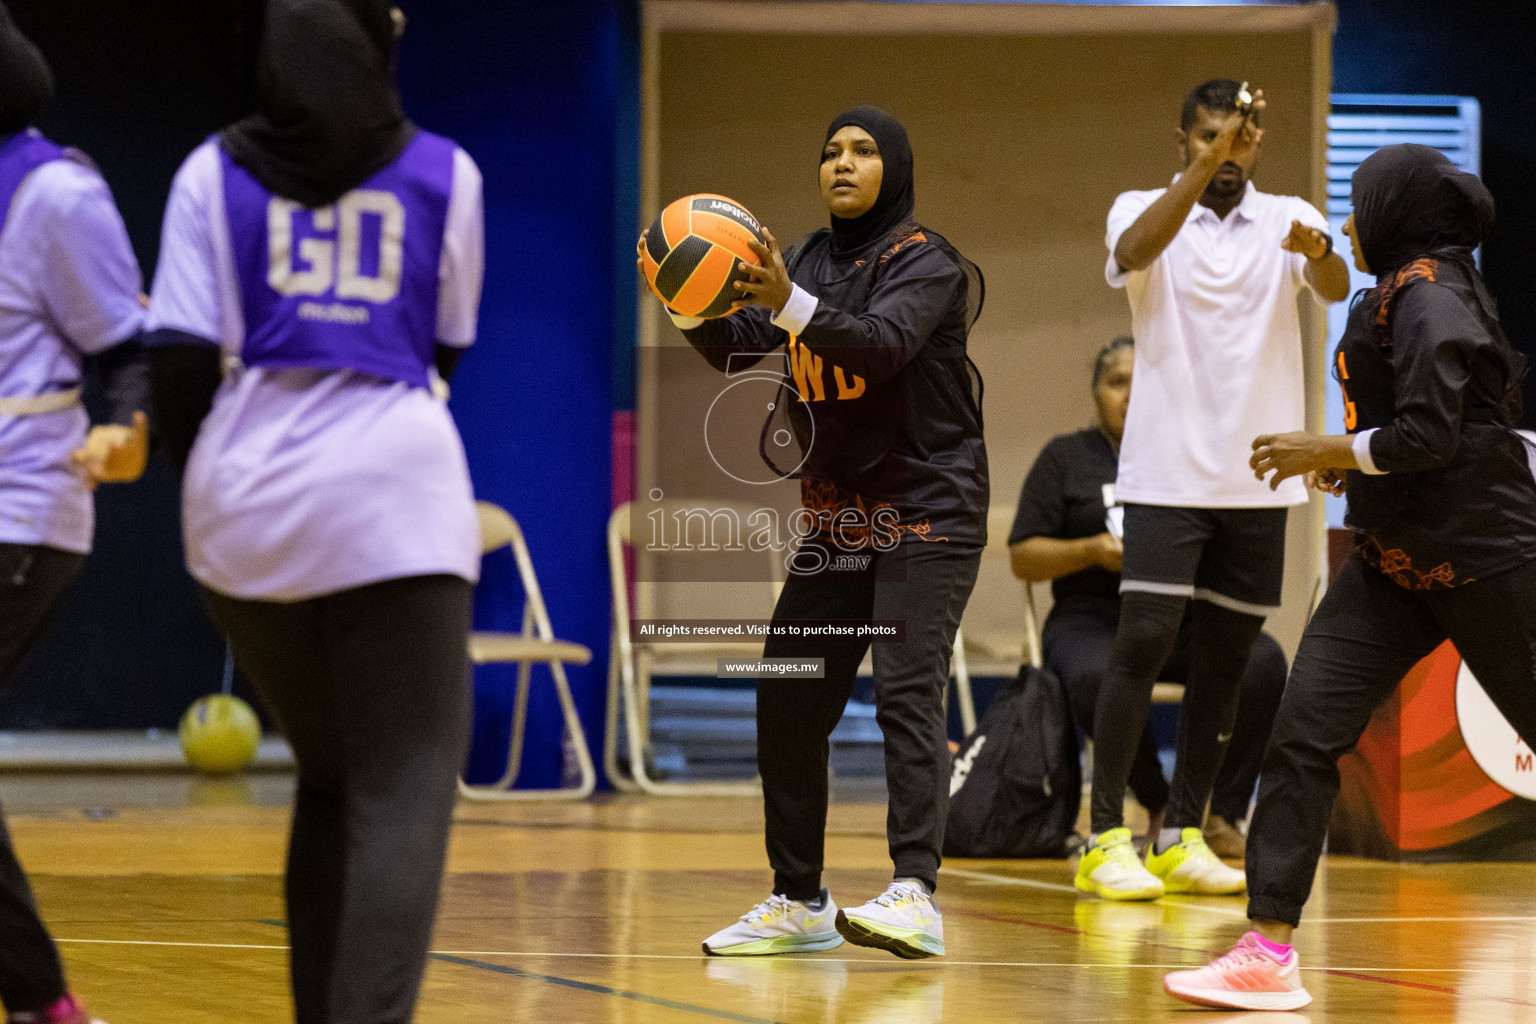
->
[[221, 0, 415, 209], [1351, 143, 1522, 421], [0, 3, 52, 136], [823, 106, 914, 257], [1351, 143, 1493, 279]]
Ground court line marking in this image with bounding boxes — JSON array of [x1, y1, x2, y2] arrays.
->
[[1156, 897, 1250, 919], [939, 866, 1078, 894], [940, 866, 1249, 919], [56, 936, 784, 1023], [453, 817, 884, 841], [53, 919, 1536, 1008], [253, 904, 1536, 926], [56, 939, 288, 950], [1323, 968, 1536, 1008], [941, 870, 1536, 926], [1311, 915, 1536, 923], [430, 954, 786, 1024], [49, 938, 1536, 973]]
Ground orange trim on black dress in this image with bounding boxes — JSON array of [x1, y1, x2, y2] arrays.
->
[[800, 478, 949, 547], [1356, 533, 1471, 590], [1372, 257, 1439, 347], [853, 229, 929, 270]]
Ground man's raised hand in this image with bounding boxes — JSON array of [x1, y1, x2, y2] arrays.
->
[[1211, 87, 1265, 166]]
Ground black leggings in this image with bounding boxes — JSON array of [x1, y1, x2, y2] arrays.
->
[[1248, 553, 1536, 928], [1089, 592, 1266, 834], [0, 545, 85, 1015], [1044, 601, 1287, 824], [202, 575, 472, 1024], [758, 541, 981, 899]]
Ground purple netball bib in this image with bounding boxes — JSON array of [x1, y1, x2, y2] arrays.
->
[[221, 130, 455, 389], [0, 130, 66, 237]]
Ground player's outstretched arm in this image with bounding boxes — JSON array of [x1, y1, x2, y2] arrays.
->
[[1114, 90, 1265, 273], [1250, 431, 1358, 490], [1284, 220, 1351, 303]]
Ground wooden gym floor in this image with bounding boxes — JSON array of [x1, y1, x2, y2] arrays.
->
[[7, 772, 1536, 1024]]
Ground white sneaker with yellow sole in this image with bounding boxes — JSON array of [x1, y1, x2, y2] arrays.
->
[[1075, 827, 1165, 901], [836, 881, 945, 959], [1146, 827, 1247, 895]]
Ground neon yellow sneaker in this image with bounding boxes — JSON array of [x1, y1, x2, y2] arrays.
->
[[1146, 827, 1247, 895], [1074, 827, 1165, 901]]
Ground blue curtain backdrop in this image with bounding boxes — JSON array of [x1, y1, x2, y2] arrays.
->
[[399, 3, 626, 787]]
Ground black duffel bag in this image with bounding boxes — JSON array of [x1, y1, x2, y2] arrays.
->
[[944, 664, 1081, 859]]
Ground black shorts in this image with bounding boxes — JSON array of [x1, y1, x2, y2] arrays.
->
[[1119, 504, 1288, 617]]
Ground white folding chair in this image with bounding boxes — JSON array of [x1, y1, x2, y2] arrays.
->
[[459, 502, 597, 802], [605, 499, 777, 795]]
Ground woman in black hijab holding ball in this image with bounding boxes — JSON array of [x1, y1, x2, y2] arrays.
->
[[1165, 144, 1536, 1010], [640, 107, 986, 960]]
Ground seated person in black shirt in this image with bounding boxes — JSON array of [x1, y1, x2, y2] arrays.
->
[[1007, 336, 1286, 857]]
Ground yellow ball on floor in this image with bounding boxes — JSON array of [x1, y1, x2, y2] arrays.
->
[[179, 695, 261, 775]]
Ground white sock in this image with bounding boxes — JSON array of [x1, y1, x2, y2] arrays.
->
[[895, 876, 932, 896], [1155, 827, 1184, 855]]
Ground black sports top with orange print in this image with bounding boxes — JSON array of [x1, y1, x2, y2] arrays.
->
[[1338, 254, 1536, 589], [680, 223, 988, 548]]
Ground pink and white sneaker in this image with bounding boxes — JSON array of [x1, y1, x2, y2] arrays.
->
[[1164, 931, 1312, 1010], [7, 995, 106, 1024], [8, 994, 102, 1019]]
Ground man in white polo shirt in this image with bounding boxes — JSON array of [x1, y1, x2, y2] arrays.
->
[[1074, 79, 1349, 901]]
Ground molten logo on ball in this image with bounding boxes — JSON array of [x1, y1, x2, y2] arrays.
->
[[641, 194, 765, 319]]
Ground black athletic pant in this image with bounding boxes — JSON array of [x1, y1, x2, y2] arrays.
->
[[1044, 600, 1287, 824], [1090, 506, 1285, 835], [1247, 553, 1536, 928], [202, 575, 472, 1024], [0, 545, 86, 1015], [758, 541, 981, 900]]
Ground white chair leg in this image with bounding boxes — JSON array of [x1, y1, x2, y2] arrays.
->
[[622, 642, 759, 797], [603, 633, 640, 792], [951, 630, 976, 737], [502, 605, 539, 789], [459, 657, 598, 802], [636, 649, 653, 740], [503, 657, 534, 787], [550, 660, 597, 798], [618, 639, 660, 791]]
